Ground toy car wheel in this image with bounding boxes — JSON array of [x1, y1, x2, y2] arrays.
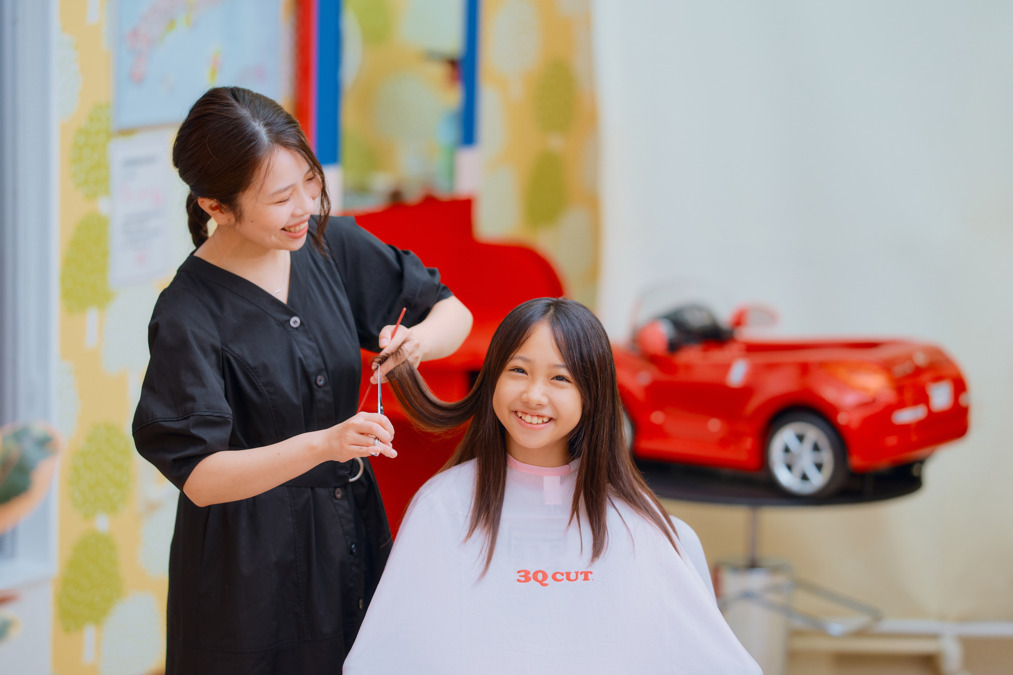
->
[[766, 412, 848, 498]]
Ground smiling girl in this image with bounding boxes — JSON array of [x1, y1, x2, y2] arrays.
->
[[132, 87, 472, 673], [343, 298, 759, 673]]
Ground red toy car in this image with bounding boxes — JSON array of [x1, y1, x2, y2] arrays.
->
[[614, 301, 970, 498]]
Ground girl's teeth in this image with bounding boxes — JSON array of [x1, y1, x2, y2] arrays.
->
[[516, 411, 549, 424]]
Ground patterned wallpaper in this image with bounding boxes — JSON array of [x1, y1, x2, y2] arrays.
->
[[475, 0, 599, 306], [54, 2, 183, 671], [341, 0, 464, 202]]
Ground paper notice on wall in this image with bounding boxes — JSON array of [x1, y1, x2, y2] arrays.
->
[[108, 130, 175, 287]]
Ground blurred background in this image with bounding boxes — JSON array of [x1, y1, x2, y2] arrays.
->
[[1, 1, 1010, 673]]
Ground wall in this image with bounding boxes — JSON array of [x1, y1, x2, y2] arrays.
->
[[593, 0, 1013, 632]]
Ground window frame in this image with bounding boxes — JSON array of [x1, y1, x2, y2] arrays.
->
[[0, 0, 59, 589]]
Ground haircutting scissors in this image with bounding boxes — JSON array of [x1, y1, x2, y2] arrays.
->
[[377, 307, 406, 415]]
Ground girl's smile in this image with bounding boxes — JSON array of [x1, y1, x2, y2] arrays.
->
[[514, 411, 552, 426]]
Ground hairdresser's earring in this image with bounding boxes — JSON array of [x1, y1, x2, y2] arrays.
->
[[197, 197, 221, 218], [198, 198, 234, 228]]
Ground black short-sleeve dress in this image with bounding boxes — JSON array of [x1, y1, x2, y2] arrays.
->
[[132, 216, 452, 674]]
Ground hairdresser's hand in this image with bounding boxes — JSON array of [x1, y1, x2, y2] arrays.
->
[[323, 412, 397, 460], [371, 324, 422, 384]]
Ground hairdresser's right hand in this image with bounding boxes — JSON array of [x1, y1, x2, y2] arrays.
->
[[321, 412, 397, 461], [371, 324, 419, 384]]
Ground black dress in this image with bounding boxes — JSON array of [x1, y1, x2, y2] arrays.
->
[[132, 216, 452, 674]]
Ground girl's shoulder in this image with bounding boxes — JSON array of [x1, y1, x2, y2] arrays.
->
[[415, 459, 477, 497], [408, 459, 477, 514], [607, 498, 713, 585], [613, 499, 706, 557], [665, 514, 715, 597], [667, 514, 699, 540], [667, 515, 706, 556]]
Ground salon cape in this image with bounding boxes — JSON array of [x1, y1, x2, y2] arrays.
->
[[343, 457, 760, 674]]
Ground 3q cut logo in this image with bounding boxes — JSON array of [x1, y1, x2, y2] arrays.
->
[[516, 569, 593, 587]]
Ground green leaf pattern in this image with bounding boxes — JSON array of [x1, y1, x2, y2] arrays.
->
[[534, 60, 576, 134], [60, 212, 114, 313], [57, 531, 122, 632], [68, 423, 133, 518], [525, 150, 567, 228], [69, 104, 111, 198]]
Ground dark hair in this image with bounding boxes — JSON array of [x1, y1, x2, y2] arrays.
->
[[384, 297, 680, 573], [172, 86, 331, 249]]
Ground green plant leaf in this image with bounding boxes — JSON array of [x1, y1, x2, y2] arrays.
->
[[0, 425, 57, 505]]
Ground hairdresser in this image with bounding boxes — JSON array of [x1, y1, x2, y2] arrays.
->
[[132, 86, 472, 674]]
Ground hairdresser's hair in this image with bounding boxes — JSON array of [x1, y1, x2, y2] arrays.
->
[[384, 297, 680, 573], [172, 86, 331, 249]]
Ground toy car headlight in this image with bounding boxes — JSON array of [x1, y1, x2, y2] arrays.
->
[[820, 362, 893, 397]]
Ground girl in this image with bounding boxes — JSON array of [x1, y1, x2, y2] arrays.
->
[[132, 86, 472, 673], [343, 298, 759, 673]]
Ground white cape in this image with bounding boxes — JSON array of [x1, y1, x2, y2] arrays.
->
[[345, 457, 760, 674]]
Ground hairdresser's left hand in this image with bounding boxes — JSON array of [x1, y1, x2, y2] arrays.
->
[[371, 324, 422, 384]]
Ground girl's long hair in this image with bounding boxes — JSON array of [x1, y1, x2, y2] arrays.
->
[[384, 297, 680, 573]]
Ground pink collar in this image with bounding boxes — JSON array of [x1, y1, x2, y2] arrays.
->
[[506, 454, 578, 476]]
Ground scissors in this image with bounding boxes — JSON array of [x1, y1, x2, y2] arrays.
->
[[360, 307, 406, 460], [376, 307, 406, 416]]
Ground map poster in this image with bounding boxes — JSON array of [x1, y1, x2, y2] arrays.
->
[[113, 0, 283, 131]]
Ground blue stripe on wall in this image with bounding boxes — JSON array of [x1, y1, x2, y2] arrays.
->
[[316, 0, 342, 165], [460, 0, 480, 147]]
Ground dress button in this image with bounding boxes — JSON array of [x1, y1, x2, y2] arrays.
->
[[349, 542, 358, 556], [289, 316, 301, 328], [358, 598, 364, 611], [334, 487, 343, 500], [315, 374, 326, 387]]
